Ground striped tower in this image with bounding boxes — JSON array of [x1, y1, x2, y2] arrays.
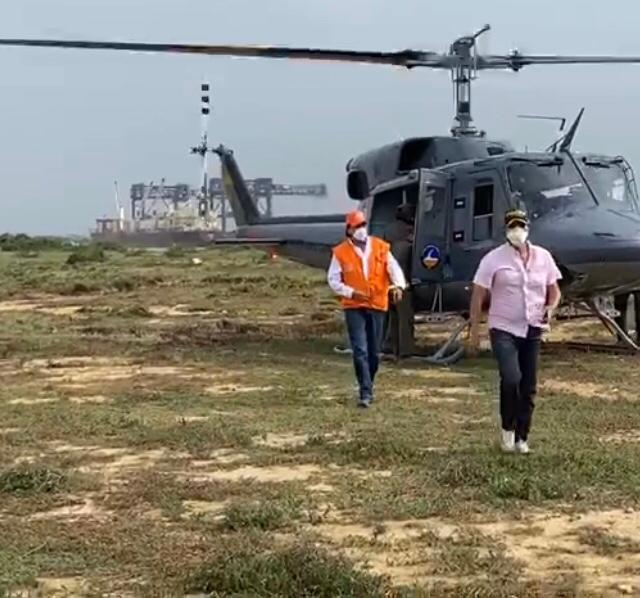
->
[[200, 82, 210, 202], [191, 82, 211, 217]]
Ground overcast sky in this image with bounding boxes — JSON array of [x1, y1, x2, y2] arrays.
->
[[1, 0, 640, 234]]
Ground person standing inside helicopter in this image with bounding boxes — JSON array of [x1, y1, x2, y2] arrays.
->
[[468, 209, 562, 453], [383, 202, 416, 358], [328, 210, 406, 408]]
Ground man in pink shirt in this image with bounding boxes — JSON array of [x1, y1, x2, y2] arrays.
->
[[468, 209, 562, 454]]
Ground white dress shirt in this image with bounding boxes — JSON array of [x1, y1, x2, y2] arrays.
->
[[327, 237, 407, 299]]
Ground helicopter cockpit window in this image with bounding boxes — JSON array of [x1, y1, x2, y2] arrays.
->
[[581, 161, 638, 213], [472, 183, 494, 242], [508, 159, 636, 219]]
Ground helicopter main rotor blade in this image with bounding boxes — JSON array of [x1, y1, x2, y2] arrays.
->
[[481, 53, 640, 71], [0, 38, 450, 68]]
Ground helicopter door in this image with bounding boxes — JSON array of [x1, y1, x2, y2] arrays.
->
[[412, 170, 450, 284], [449, 169, 509, 282]]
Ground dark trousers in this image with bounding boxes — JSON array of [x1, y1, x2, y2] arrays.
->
[[344, 308, 386, 404], [489, 326, 542, 442]]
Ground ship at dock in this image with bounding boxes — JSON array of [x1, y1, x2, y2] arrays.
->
[[91, 176, 327, 248], [91, 82, 327, 248]]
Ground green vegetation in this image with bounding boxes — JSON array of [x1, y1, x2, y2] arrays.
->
[[0, 466, 67, 495], [184, 539, 390, 597], [0, 233, 74, 252], [0, 245, 637, 596], [220, 494, 305, 531], [66, 244, 105, 265]]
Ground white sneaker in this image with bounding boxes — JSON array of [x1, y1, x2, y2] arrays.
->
[[501, 429, 515, 453], [515, 440, 530, 454]]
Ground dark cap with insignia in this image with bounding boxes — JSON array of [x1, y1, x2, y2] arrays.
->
[[504, 208, 529, 228]]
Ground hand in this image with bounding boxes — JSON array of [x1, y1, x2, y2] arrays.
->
[[352, 290, 369, 302], [390, 287, 403, 305], [541, 306, 555, 328], [466, 326, 480, 357]]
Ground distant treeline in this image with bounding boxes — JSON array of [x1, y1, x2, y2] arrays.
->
[[0, 233, 78, 252]]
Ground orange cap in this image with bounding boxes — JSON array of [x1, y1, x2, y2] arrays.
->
[[345, 210, 366, 229]]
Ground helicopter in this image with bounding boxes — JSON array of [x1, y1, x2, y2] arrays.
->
[[4, 25, 640, 360]]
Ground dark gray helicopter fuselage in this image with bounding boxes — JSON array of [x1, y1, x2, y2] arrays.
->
[[220, 136, 640, 315]]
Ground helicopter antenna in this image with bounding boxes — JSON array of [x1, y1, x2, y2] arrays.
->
[[546, 107, 585, 153], [518, 114, 566, 131], [450, 24, 491, 137], [553, 108, 599, 206], [518, 114, 566, 151], [558, 107, 585, 152]]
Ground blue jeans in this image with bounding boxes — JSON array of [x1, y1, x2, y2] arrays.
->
[[344, 308, 386, 404], [489, 326, 542, 442]]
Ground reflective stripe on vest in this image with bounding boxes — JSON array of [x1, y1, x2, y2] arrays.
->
[[332, 236, 391, 311]]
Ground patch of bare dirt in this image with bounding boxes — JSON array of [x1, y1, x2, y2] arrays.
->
[[0, 427, 20, 435], [253, 432, 309, 449], [183, 464, 322, 483], [0, 299, 87, 317], [43, 443, 184, 481], [79, 449, 175, 480], [542, 379, 634, 401], [149, 304, 215, 318], [600, 430, 640, 444], [178, 415, 209, 423], [326, 464, 393, 480], [31, 577, 89, 597], [30, 496, 110, 521], [183, 500, 228, 521], [252, 431, 348, 449], [19, 357, 212, 391], [435, 386, 484, 397], [450, 414, 492, 425], [189, 448, 249, 468], [313, 509, 640, 593], [548, 318, 611, 343], [398, 368, 472, 381], [205, 383, 274, 395], [388, 389, 462, 403], [68, 395, 111, 404], [307, 482, 335, 493], [476, 509, 640, 592], [23, 356, 121, 368], [9, 397, 59, 405]]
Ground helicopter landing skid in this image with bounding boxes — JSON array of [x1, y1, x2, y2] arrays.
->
[[414, 318, 469, 366], [332, 317, 469, 366], [586, 299, 640, 352]]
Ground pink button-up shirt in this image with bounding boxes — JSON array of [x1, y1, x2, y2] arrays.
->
[[473, 243, 562, 338]]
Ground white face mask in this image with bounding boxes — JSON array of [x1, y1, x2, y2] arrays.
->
[[506, 227, 529, 247], [352, 227, 368, 243]]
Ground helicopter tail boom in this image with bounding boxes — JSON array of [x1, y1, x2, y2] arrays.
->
[[214, 145, 261, 226]]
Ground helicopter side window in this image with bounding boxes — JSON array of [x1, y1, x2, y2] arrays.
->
[[472, 183, 494, 242], [369, 184, 418, 238]]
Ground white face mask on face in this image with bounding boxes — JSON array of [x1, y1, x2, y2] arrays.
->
[[352, 227, 368, 243], [506, 227, 529, 248]]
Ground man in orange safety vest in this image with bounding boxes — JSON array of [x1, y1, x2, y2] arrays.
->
[[327, 210, 407, 408]]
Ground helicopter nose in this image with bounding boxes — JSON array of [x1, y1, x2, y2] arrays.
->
[[536, 219, 640, 297]]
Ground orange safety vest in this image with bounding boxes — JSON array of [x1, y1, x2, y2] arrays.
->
[[332, 236, 392, 312]]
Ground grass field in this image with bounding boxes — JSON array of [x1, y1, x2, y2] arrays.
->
[[1, 245, 640, 597]]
